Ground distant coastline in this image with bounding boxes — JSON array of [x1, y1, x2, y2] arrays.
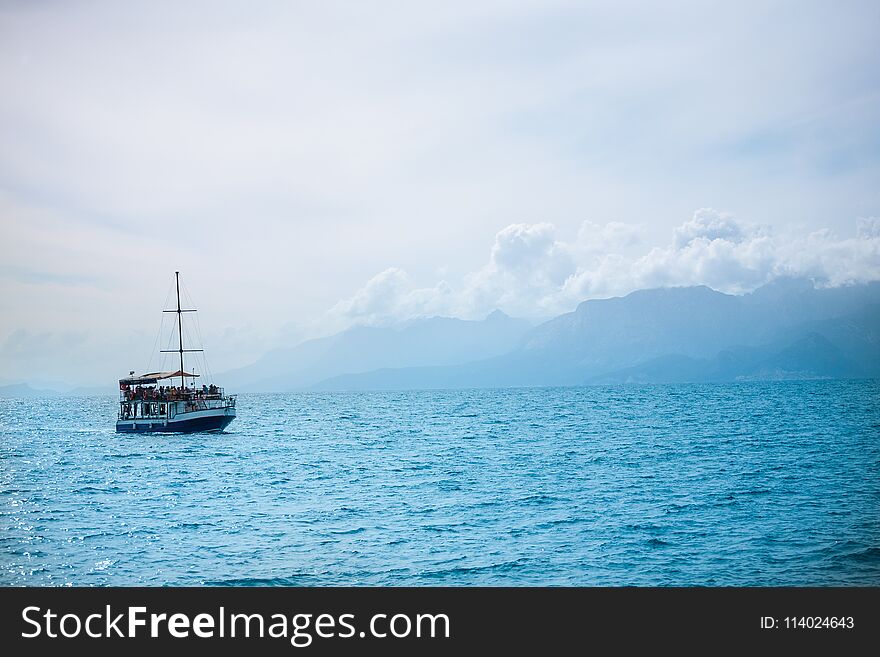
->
[[5, 277, 878, 396]]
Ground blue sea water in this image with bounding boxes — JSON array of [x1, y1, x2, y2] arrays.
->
[[1, 380, 878, 586]]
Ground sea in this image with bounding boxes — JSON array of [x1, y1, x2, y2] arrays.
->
[[1, 380, 878, 586]]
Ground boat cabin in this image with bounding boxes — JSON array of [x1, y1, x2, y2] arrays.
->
[[117, 370, 236, 431]]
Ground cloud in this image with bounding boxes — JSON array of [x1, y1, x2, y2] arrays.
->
[[774, 226, 880, 287], [330, 209, 880, 325], [328, 267, 456, 327], [565, 210, 880, 302], [673, 208, 746, 248], [460, 223, 574, 317], [857, 217, 880, 239]]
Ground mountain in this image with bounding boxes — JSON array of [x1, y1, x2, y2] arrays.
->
[[0, 383, 61, 399], [220, 311, 532, 391], [0, 380, 116, 398], [515, 278, 880, 375], [312, 280, 880, 390], [586, 327, 872, 384]]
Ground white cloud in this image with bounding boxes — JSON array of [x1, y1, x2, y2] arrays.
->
[[673, 208, 746, 248], [857, 217, 880, 239], [774, 227, 880, 287], [460, 223, 574, 317], [330, 209, 880, 325], [328, 267, 456, 328]]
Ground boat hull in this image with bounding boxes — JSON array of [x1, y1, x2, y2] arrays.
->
[[116, 408, 235, 433]]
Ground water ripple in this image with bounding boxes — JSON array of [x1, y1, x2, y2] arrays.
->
[[1, 380, 879, 586]]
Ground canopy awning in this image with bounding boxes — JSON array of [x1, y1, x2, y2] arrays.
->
[[119, 370, 200, 385]]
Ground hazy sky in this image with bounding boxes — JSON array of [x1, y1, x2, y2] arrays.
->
[[2, 1, 879, 386]]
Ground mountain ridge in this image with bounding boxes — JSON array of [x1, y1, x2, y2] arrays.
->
[[5, 279, 878, 395], [311, 281, 880, 391], [220, 311, 533, 392]]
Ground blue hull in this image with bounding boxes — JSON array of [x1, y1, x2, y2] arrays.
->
[[116, 414, 234, 433]]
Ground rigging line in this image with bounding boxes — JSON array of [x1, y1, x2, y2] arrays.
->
[[183, 322, 208, 387], [145, 313, 163, 374], [180, 283, 196, 348], [182, 319, 195, 359], [181, 313, 206, 383], [161, 297, 179, 373], [182, 278, 215, 383], [193, 303, 215, 383], [195, 313, 214, 381], [145, 278, 175, 374]]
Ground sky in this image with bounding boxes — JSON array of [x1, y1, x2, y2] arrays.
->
[[1, 0, 879, 387]]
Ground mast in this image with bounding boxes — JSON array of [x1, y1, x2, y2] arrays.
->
[[175, 271, 184, 388], [161, 272, 202, 389]]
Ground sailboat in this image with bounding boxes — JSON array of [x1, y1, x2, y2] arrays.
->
[[116, 272, 236, 433]]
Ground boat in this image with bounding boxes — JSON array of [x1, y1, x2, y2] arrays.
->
[[116, 272, 236, 433]]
